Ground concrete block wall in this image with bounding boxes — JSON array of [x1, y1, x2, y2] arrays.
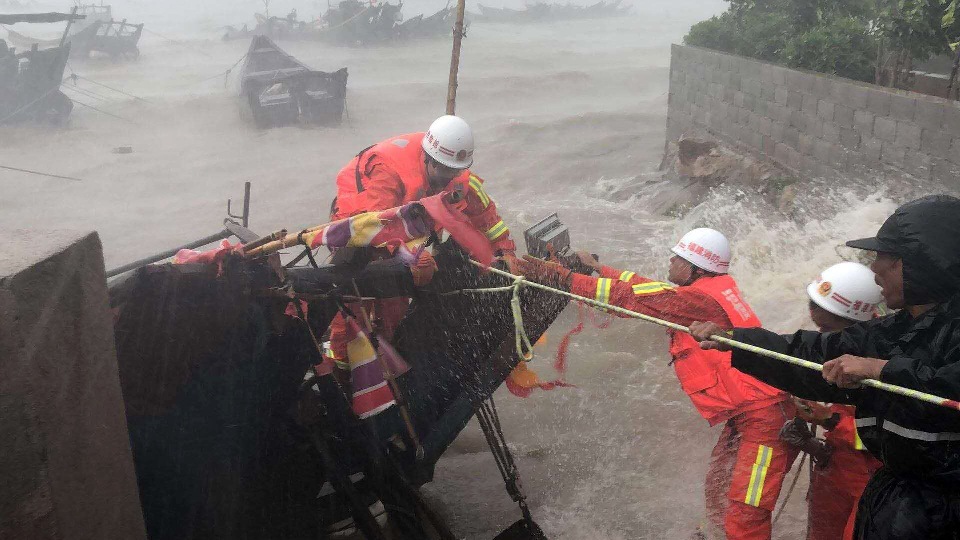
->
[[667, 44, 960, 182]]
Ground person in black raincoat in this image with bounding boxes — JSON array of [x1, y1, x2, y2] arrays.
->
[[689, 194, 960, 539]]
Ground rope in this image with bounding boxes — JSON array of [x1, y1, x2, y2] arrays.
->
[[0, 164, 83, 182], [468, 261, 960, 413], [189, 53, 247, 88], [446, 275, 534, 361], [61, 83, 110, 102], [142, 28, 213, 58], [772, 453, 806, 525], [0, 86, 59, 124], [69, 97, 138, 124], [67, 73, 150, 102]]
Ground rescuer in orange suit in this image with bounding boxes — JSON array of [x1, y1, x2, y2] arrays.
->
[[515, 228, 798, 540], [775, 262, 884, 540], [323, 115, 517, 372]]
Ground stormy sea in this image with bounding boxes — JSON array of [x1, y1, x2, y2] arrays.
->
[[0, 0, 926, 537]]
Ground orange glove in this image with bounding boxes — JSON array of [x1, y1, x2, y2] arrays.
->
[[514, 255, 573, 289], [410, 250, 438, 287]]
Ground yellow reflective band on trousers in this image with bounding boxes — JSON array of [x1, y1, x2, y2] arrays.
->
[[854, 426, 865, 450], [744, 445, 773, 507], [619, 270, 636, 281], [631, 282, 672, 295], [595, 278, 612, 304], [485, 220, 508, 240], [469, 175, 491, 208]]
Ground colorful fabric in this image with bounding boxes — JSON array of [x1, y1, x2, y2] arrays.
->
[[300, 201, 434, 264], [343, 315, 410, 419]]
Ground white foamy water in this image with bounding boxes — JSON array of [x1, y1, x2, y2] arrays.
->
[[2, 0, 945, 537]]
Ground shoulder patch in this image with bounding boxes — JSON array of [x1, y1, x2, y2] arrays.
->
[[391, 139, 409, 148]]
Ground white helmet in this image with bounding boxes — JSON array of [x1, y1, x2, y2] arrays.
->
[[806, 262, 883, 322], [671, 228, 731, 274], [422, 115, 474, 169]]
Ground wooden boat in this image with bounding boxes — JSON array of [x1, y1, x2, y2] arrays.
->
[[79, 19, 143, 59], [397, 6, 455, 39], [238, 35, 348, 128], [0, 12, 77, 124], [3, 16, 99, 53], [71, 2, 112, 34], [107, 205, 571, 539], [5, 9, 143, 59]]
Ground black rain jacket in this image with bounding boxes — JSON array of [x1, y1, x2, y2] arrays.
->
[[730, 297, 960, 538]]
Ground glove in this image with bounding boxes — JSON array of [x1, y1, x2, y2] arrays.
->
[[779, 418, 834, 466], [410, 249, 438, 287], [514, 255, 573, 289]]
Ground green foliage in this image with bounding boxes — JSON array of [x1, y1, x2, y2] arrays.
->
[[684, 0, 960, 82], [684, 13, 743, 53], [784, 17, 877, 81], [684, 10, 792, 63]]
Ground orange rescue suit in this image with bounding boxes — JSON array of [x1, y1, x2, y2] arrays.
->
[[807, 404, 882, 540], [323, 132, 515, 375], [333, 131, 515, 254], [570, 267, 797, 540]]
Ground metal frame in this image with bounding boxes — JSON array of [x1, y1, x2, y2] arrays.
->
[[106, 182, 253, 278]]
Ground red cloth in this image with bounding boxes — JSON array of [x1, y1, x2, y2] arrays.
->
[[706, 402, 800, 540], [570, 267, 788, 425], [807, 405, 882, 540]]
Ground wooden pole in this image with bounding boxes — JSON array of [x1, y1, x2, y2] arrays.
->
[[445, 0, 467, 115]]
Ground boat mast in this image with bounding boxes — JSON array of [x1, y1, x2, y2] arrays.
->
[[445, 0, 467, 114]]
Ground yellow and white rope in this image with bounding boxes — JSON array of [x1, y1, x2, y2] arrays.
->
[[468, 260, 960, 413]]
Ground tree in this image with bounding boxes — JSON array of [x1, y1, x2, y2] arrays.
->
[[685, 0, 958, 87]]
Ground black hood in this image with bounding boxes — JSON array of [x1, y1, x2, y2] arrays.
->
[[846, 194, 960, 305]]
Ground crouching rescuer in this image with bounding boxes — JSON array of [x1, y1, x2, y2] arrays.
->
[[323, 114, 517, 387], [515, 228, 798, 540]]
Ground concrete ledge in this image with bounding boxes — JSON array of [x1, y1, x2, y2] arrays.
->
[[0, 230, 145, 540]]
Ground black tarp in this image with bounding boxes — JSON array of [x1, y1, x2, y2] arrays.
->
[[108, 242, 567, 539]]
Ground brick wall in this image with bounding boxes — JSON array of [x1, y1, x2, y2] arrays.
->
[[667, 44, 960, 183]]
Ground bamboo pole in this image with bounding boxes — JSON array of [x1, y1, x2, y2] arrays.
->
[[445, 0, 467, 114]]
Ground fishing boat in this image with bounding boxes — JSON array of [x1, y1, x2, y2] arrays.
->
[[106, 189, 572, 539], [5, 4, 143, 60], [0, 12, 77, 124], [79, 18, 143, 59], [397, 6, 456, 39], [71, 2, 112, 34], [239, 35, 348, 128]]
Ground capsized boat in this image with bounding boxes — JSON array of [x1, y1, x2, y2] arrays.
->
[[107, 189, 573, 539], [239, 35, 348, 128]]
